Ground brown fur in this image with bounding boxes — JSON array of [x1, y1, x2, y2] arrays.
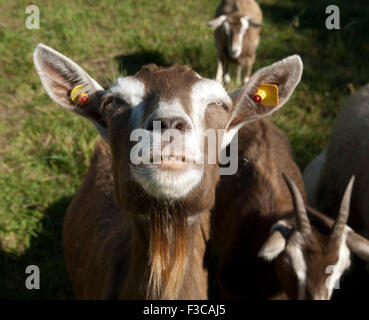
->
[[63, 65, 221, 300], [63, 138, 211, 299], [211, 118, 307, 299], [273, 212, 342, 300]]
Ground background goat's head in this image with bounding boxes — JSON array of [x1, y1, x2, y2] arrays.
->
[[208, 13, 262, 59], [33, 44, 301, 216], [259, 174, 369, 300]]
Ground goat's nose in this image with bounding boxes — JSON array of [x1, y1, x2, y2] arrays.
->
[[147, 117, 190, 132]]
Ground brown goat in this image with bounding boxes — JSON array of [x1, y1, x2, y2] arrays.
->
[[259, 174, 369, 299], [212, 121, 369, 299], [33, 43, 302, 299], [208, 0, 263, 85]]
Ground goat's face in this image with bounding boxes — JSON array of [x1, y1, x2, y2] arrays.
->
[[259, 175, 369, 300], [208, 14, 262, 59], [224, 14, 249, 59], [273, 226, 351, 300], [33, 44, 302, 215], [105, 64, 231, 203]]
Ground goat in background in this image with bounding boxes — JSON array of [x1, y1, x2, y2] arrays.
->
[[208, 0, 262, 86]]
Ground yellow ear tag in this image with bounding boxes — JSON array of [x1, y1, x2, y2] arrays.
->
[[70, 84, 89, 105], [254, 84, 279, 107]]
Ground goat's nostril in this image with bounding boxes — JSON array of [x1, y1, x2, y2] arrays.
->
[[148, 117, 190, 132], [172, 118, 188, 132]]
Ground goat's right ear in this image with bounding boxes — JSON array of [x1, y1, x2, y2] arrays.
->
[[33, 43, 108, 140], [346, 229, 369, 261], [207, 15, 227, 30], [258, 222, 291, 261], [221, 55, 303, 149]]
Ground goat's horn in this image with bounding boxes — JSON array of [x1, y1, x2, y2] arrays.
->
[[333, 176, 355, 238], [282, 173, 311, 236]]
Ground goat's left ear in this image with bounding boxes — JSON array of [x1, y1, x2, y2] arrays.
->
[[258, 221, 291, 261], [346, 229, 369, 261], [207, 15, 227, 30], [33, 43, 108, 140], [221, 55, 303, 149], [245, 17, 263, 28]]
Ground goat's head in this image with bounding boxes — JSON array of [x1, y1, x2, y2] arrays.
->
[[33, 44, 302, 217], [208, 14, 262, 59], [259, 174, 369, 300]]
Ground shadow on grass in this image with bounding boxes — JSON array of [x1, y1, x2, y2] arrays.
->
[[115, 50, 169, 76], [0, 196, 74, 299]]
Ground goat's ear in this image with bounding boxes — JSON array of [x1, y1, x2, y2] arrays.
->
[[248, 17, 263, 28], [221, 55, 303, 149], [33, 43, 108, 140], [258, 222, 291, 261], [346, 229, 369, 261], [207, 15, 227, 30]]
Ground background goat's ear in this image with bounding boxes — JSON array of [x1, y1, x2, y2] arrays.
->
[[221, 55, 303, 149], [33, 43, 108, 140], [248, 18, 263, 27], [207, 15, 226, 30], [346, 229, 369, 261]]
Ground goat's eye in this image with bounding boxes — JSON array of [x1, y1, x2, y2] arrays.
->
[[213, 101, 229, 112], [114, 97, 128, 106], [102, 96, 128, 110], [102, 96, 114, 109]]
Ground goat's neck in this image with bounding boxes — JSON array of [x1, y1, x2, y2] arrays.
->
[[119, 210, 210, 300]]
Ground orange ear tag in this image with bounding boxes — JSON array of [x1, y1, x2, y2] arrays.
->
[[253, 84, 279, 107], [70, 84, 89, 105]]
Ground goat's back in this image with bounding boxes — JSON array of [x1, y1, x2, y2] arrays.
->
[[316, 84, 369, 231], [216, 0, 262, 17], [63, 139, 131, 299]]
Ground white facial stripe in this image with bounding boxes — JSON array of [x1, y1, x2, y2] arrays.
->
[[109, 76, 145, 106], [108, 76, 146, 127], [228, 17, 249, 58], [152, 99, 192, 127], [190, 79, 230, 131], [224, 21, 230, 35], [286, 233, 307, 300], [325, 229, 351, 299]]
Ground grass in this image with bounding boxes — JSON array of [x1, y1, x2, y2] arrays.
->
[[0, 0, 368, 299]]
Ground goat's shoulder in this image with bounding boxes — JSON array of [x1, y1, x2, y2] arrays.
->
[[63, 139, 131, 298]]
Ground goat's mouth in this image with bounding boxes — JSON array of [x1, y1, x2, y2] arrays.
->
[[150, 154, 196, 171], [129, 155, 204, 199]]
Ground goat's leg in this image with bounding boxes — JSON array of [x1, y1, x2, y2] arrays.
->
[[236, 65, 242, 86], [215, 59, 224, 83], [223, 62, 231, 85], [243, 56, 255, 84]]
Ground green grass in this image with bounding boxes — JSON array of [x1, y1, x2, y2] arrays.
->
[[0, 0, 368, 299]]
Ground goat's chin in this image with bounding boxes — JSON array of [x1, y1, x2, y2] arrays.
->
[[129, 164, 203, 199]]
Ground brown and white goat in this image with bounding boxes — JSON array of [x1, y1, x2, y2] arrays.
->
[[211, 106, 369, 299], [33, 43, 303, 299], [259, 174, 369, 300], [208, 0, 263, 85]]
